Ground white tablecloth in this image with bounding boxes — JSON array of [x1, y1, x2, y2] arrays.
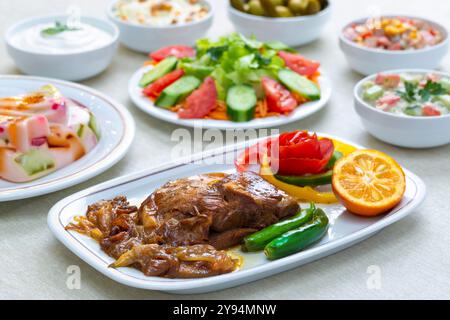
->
[[1, 0, 449, 299]]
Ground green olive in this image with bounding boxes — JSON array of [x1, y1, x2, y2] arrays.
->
[[305, 0, 321, 15], [288, 0, 309, 15], [260, 0, 278, 16], [271, 0, 286, 6], [275, 5, 294, 17], [248, 0, 267, 16], [230, 0, 247, 12]]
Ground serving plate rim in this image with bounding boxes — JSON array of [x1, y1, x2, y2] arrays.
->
[[47, 133, 426, 292], [0, 75, 136, 202], [128, 66, 332, 130]]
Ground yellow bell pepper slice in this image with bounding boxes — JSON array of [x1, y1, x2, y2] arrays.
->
[[259, 155, 338, 204], [329, 138, 358, 156]]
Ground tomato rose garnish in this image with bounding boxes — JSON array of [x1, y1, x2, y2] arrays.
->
[[235, 131, 334, 176]]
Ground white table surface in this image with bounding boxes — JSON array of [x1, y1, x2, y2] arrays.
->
[[1, 0, 449, 300]]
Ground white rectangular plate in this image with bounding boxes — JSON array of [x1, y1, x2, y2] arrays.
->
[[48, 134, 426, 294]]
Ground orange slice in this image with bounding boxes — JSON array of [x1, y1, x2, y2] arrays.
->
[[332, 150, 406, 217]]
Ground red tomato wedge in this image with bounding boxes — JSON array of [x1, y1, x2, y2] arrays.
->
[[423, 105, 441, 116], [262, 77, 297, 113], [143, 69, 185, 99], [178, 77, 218, 119], [278, 51, 320, 77], [150, 45, 196, 62]]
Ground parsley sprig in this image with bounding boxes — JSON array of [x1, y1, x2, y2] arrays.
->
[[397, 81, 417, 103], [41, 21, 80, 37], [419, 81, 447, 101], [396, 80, 447, 103]]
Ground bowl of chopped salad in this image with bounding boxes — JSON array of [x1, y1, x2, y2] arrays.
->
[[107, 0, 214, 53], [339, 16, 449, 75], [128, 33, 331, 129], [354, 70, 450, 148]]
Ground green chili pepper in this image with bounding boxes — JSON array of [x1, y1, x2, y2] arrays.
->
[[264, 208, 329, 260], [273, 151, 342, 187], [326, 150, 344, 170], [275, 170, 332, 187], [242, 203, 316, 252]]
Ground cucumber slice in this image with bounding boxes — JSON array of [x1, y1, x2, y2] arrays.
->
[[226, 85, 257, 122], [88, 113, 101, 140], [139, 56, 178, 88], [278, 69, 321, 101], [363, 85, 384, 101], [180, 62, 214, 80], [15, 150, 55, 176], [362, 80, 375, 89], [155, 76, 201, 108], [404, 105, 422, 116], [438, 77, 450, 92], [275, 170, 333, 187], [400, 73, 422, 85], [435, 95, 450, 109]]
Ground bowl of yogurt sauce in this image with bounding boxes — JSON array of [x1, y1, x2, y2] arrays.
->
[[107, 0, 214, 53], [5, 14, 119, 81]]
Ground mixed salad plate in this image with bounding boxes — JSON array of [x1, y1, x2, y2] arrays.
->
[[129, 34, 331, 129], [0, 76, 135, 202]]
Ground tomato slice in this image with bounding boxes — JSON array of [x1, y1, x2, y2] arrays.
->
[[423, 105, 441, 116], [375, 74, 401, 88], [235, 138, 273, 172], [261, 77, 297, 113], [278, 51, 320, 77], [143, 69, 185, 99], [150, 45, 196, 62], [178, 77, 218, 119]]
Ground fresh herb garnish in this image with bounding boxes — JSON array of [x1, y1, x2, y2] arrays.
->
[[396, 81, 417, 103], [396, 79, 447, 104], [40, 21, 80, 37], [419, 80, 447, 102]]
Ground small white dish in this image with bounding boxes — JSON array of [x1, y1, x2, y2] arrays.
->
[[228, 1, 332, 47], [339, 15, 449, 76], [107, 0, 214, 53], [128, 65, 332, 130], [5, 15, 119, 81], [0, 75, 135, 202], [48, 134, 426, 294], [354, 69, 450, 148]]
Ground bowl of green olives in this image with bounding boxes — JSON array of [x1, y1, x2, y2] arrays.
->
[[228, 0, 332, 46]]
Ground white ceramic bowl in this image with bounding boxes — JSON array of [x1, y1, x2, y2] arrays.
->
[[107, 0, 214, 53], [354, 69, 450, 148], [339, 16, 449, 76], [5, 15, 119, 81], [228, 1, 332, 47]]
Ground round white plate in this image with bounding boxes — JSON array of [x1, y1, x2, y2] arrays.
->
[[129, 66, 332, 129], [0, 75, 135, 202]]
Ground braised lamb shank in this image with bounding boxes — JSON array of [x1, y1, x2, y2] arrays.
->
[[67, 172, 299, 278]]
